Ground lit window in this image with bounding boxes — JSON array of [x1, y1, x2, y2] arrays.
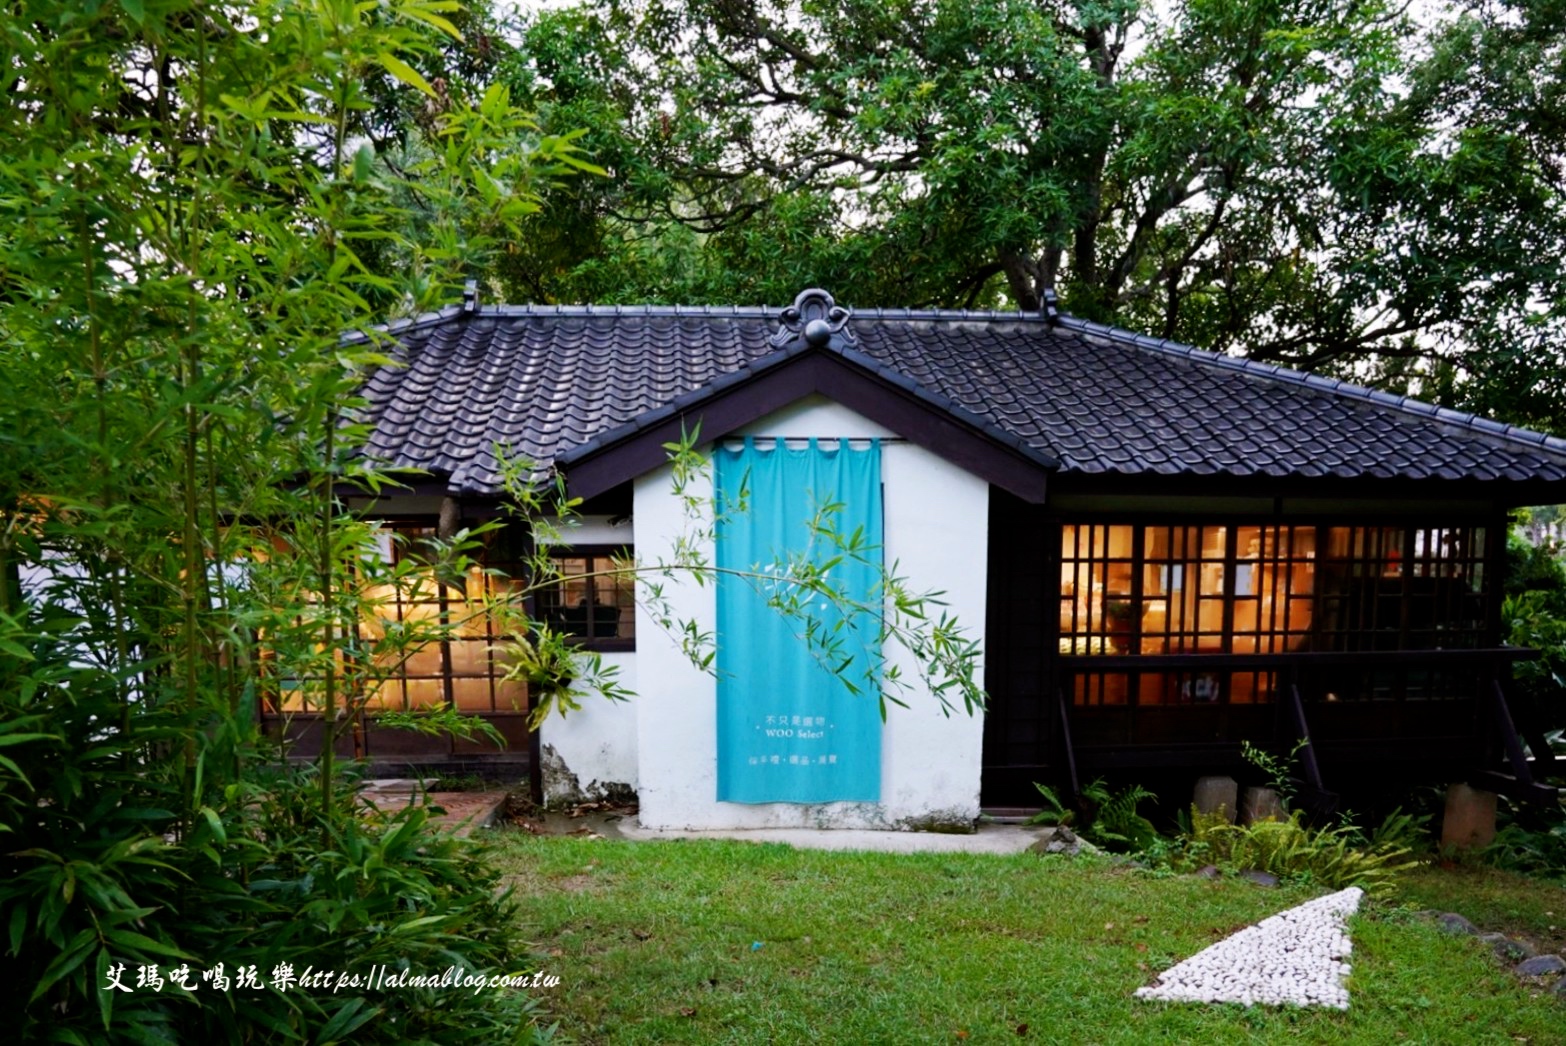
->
[[1058, 522, 1488, 706], [262, 523, 528, 715]]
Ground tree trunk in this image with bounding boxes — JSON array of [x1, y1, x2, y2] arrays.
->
[[1000, 251, 1044, 312]]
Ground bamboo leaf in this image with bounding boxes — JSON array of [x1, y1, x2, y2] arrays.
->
[[400, 2, 464, 40], [377, 54, 437, 99]]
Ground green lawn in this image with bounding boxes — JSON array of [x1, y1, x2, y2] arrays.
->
[[1396, 864, 1566, 954], [487, 832, 1566, 1044]]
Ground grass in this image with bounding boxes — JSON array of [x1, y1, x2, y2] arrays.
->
[[1396, 863, 1566, 953], [486, 832, 1566, 1044]]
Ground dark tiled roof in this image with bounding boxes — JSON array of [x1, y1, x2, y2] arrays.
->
[[353, 295, 1566, 497]]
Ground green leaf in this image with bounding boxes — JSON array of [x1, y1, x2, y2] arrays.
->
[[377, 54, 437, 99], [30, 928, 96, 1003], [95, 947, 112, 1031], [102, 929, 194, 961], [353, 143, 375, 183], [314, 997, 380, 1044], [400, 2, 464, 41], [0, 731, 56, 747], [198, 806, 227, 845], [387, 914, 452, 935], [0, 754, 34, 789]]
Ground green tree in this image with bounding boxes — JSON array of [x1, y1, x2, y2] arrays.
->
[[1399, 0, 1566, 433], [0, 5, 987, 1037], [501, 0, 1566, 432], [0, 0, 581, 1038]]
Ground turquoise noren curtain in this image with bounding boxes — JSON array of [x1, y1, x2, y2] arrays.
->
[[715, 437, 883, 803]]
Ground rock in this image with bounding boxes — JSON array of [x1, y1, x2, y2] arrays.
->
[[1240, 787, 1285, 825], [1028, 826, 1082, 857], [1441, 783, 1498, 851], [1479, 932, 1536, 961], [1195, 865, 1221, 880], [1193, 776, 1239, 823], [1436, 913, 1479, 935], [1515, 954, 1566, 977], [1555, 977, 1566, 1003], [1240, 870, 1279, 887]]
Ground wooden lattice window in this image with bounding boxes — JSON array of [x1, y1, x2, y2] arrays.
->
[[265, 523, 528, 715], [535, 547, 636, 651], [1060, 521, 1490, 707], [1315, 525, 1488, 652]]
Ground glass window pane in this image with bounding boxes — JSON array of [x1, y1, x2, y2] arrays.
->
[[451, 677, 492, 712]]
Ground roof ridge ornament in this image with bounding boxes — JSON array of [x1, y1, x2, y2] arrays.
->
[[1042, 287, 1060, 325], [462, 278, 479, 314], [771, 287, 856, 348]]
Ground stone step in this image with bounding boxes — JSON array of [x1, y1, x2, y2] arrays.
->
[[360, 785, 511, 837]]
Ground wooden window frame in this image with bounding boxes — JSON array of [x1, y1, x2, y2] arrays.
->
[[260, 519, 531, 717], [534, 544, 637, 653], [1057, 519, 1492, 708]]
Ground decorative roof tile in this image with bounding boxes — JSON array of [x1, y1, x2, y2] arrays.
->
[[351, 294, 1566, 497]]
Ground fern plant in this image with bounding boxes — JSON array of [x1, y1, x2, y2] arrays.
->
[[1026, 777, 1161, 852], [1025, 782, 1075, 827], [1170, 805, 1418, 895], [1086, 778, 1161, 853]]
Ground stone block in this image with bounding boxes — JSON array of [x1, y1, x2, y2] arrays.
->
[[1480, 932, 1536, 961], [1027, 826, 1083, 857], [1441, 783, 1498, 851], [1436, 912, 1479, 935], [1515, 954, 1566, 977], [1240, 786, 1286, 825], [1193, 775, 1239, 823]]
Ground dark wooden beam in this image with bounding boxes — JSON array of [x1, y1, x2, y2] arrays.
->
[[558, 351, 1052, 503], [1049, 471, 1565, 509], [1059, 648, 1536, 673], [1471, 770, 1559, 804], [1285, 684, 1327, 795], [1486, 678, 1538, 787], [1055, 687, 1081, 800]]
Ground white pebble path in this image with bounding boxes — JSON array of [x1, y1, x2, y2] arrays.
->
[[1134, 886, 1363, 1009]]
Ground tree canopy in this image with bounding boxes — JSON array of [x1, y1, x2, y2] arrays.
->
[[496, 0, 1566, 433]]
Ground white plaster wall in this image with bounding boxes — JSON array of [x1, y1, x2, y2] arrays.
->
[[632, 396, 990, 830], [535, 515, 634, 547], [538, 652, 639, 804], [534, 513, 638, 803]]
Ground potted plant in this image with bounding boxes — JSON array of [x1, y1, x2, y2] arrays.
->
[[499, 625, 579, 718]]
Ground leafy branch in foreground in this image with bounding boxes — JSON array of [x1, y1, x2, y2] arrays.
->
[[0, 0, 573, 1039]]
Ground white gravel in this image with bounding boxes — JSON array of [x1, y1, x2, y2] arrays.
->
[[1134, 886, 1363, 1009]]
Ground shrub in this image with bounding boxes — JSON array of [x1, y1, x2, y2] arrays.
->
[[1486, 820, 1566, 881], [1484, 765, 1566, 883], [0, 616, 546, 1042], [1156, 807, 1418, 895]]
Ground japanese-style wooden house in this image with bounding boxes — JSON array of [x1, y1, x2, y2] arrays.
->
[[265, 287, 1564, 827]]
